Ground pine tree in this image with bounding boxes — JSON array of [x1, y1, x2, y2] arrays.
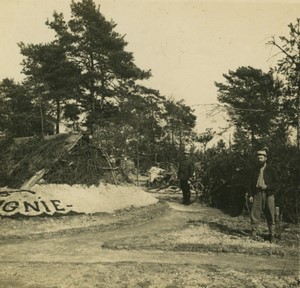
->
[[46, 0, 151, 134]]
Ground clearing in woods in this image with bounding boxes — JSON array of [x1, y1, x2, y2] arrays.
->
[[0, 189, 299, 288]]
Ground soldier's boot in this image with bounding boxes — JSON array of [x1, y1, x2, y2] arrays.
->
[[251, 228, 260, 241], [269, 234, 274, 243], [268, 224, 275, 243], [185, 192, 191, 205]]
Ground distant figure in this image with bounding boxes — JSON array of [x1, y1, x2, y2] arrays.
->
[[178, 151, 194, 205], [248, 147, 279, 243]]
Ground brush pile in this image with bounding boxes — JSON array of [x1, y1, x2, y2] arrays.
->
[[0, 133, 117, 188]]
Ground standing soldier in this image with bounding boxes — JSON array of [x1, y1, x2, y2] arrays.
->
[[248, 147, 279, 243], [178, 150, 194, 205]]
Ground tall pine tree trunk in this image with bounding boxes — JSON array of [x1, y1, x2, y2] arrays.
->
[[297, 90, 300, 150], [56, 99, 60, 134], [251, 129, 256, 146]]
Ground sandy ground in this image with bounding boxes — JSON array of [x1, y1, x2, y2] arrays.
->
[[0, 186, 299, 288]]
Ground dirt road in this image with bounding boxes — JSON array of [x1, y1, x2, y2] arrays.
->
[[0, 191, 299, 288]]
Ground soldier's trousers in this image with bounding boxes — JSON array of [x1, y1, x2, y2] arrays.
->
[[250, 191, 275, 236], [180, 179, 191, 204]]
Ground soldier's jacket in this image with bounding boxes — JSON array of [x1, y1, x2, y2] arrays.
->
[[178, 158, 194, 180], [249, 164, 280, 197]]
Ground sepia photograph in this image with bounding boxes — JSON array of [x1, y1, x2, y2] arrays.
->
[[0, 0, 299, 287]]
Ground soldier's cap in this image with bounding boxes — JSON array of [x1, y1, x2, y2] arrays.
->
[[256, 147, 268, 157]]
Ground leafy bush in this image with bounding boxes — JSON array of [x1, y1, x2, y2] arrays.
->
[[195, 143, 300, 223]]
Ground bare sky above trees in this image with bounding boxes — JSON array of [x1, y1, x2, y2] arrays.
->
[[0, 0, 299, 137]]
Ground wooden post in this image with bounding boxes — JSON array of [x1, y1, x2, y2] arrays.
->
[[136, 135, 139, 186], [102, 150, 118, 185]]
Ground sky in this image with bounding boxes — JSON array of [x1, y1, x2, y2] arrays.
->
[[0, 0, 299, 141]]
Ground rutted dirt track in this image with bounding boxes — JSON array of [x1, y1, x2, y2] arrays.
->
[[0, 191, 299, 288]]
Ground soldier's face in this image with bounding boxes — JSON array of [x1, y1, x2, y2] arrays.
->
[[257, 155, 267, 166]]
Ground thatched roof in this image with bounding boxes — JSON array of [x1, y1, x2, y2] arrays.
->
[[0, 133, 117, 188]]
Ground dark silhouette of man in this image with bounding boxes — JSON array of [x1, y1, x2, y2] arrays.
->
[[178, 151, 194, 205]]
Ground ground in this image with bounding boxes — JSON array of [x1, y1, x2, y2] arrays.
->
[[0, 187, 299, 288]]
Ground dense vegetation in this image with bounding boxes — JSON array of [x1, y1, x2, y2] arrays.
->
[[0, 1, 299, 223]]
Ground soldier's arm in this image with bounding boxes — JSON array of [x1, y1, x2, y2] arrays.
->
[[266, 167, 280, 192]]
